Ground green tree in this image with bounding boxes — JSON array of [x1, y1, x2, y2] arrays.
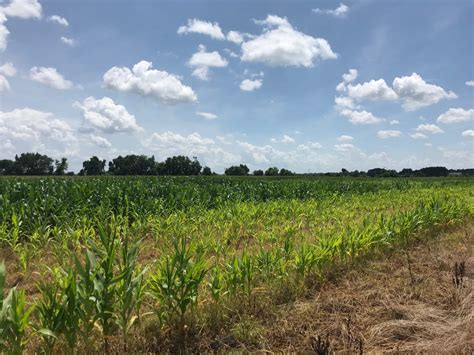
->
[[201, 166, 212, 175], [161, 156, 201, 175], [108, 155, 156, 175], [225, 164, 249, 176], [54, 158, 68, 175], [0, 159, 14, 175], [13, 153, 54, 175], [279, 168, 294, 176], [265, 167, 279, 176], [81, 156, 106, 175], [253, 169, 264, 176]]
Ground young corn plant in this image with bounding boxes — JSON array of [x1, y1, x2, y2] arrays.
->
[[115, 235, 146, 349], [149, 237, 207, 345], [0, 262, 35, 355]]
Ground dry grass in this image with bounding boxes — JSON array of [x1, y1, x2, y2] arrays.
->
[[265, 222, 473, 353]]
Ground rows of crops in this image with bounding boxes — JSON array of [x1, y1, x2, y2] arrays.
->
[[0, 176, 472, 352]]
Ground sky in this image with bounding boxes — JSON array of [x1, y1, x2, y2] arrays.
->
[[0, 0, 473, 173]]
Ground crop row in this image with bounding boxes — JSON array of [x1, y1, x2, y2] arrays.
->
[[1, 188, 471, 353]]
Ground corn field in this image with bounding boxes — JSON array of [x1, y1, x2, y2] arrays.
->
[[0, 176, 472, 353]]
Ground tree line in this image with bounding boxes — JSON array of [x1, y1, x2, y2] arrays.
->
[[0, 152, 472, 177]]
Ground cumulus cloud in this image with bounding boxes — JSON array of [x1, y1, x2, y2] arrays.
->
[[377, 130, 402, 139], [271, 134, 295, 144], [0, 0, 42, 51], [340, 109, 384, 125], [196, 111, 218, 120], [226, 30, 244, 44], [334, 96, 356, 110], [313, 3, 349, 18], [297, 141, 322, 150], [241, 14, 337, 67], [410, 133, 428, 139], [466, 80, 474, 87], [89, 134, 112, 148], [103, 60, 197, 104], [0, 108, 75, 143], [0, 61, 16, 91], [390, 120, 400, 125], [74, 96, 142, 133], [334, 143, 355, 152], [343, 68, 358, 82], [347, 79, 398, 102], [437, 108, 474, 124], [337, 135, 354, 142], [462, 129, 474, 137], [30, 66, 74, 90], [187, 45, 228, 80], [61, 36, 75, 46], [240, 78, 262, 91], [47, 15, 68, 26], [392, 73, 457, 111], [0, 0, 42, 18], [144, 131, 239, 169], [415, 123, 444, 134], [177, 19, 225, 40]]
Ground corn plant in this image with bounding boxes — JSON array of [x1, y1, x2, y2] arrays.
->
[[0, 262, 35, 354], [149, 237, 207, 342]]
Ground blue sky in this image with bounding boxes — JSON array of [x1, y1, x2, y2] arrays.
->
[[0, 0, 473, 173]]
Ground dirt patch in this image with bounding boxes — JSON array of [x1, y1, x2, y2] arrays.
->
[[266, 223, 473, 353]]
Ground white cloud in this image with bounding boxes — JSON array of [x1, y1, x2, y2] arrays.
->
[[47, 15, 68, 26], [144, 131, 239, 169], [410, 133, 428, 139], [271, 134, 295, 144], [337, 135, 354, 142], [103, 60, 197, 104], [177, 19, 225, 40], [437, 108, 474, 124], [313, 3, 349, 18], [0, 0, 42, 51], [240, 78, 262, 91], [241, 14, 337, 67], [74, 96, 142, 133], [461, 129, 474, 137], [415, 123, 444, 134], [392, 73, 457, 111], [30, 66, 74, 90], [61, 36, 75, 46], [89, 134, 112, 148], [390, 119, 400, 125], [0, 61, 15, 91], [187, 44, 228, 80], [0, 108, 75, 143], [347, 79, 397, 102], [334, 96, 356, 110], [377, 130, 402, 139], [226, 30, 244, 44], [334, 143, 355, 152], [466, 80, 474, 87], [342, 68, 358, 82], [0, 0, 42, 19], [340, 109, 384, 125], [297, 141, 322, 150], [0, 62, 16, 76], [196, 111, 218, 120]]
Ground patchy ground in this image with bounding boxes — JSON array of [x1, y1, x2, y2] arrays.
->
[[262, 223, 473, 353]]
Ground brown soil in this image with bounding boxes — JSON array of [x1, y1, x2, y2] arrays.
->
[[263, 223, 473, 353]]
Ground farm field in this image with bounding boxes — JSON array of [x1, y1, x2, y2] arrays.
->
[[0, 176, 473, 353]]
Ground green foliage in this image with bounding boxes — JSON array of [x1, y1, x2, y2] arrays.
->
[[0, 262, 35, 354], [149, 238, 207, 329]]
